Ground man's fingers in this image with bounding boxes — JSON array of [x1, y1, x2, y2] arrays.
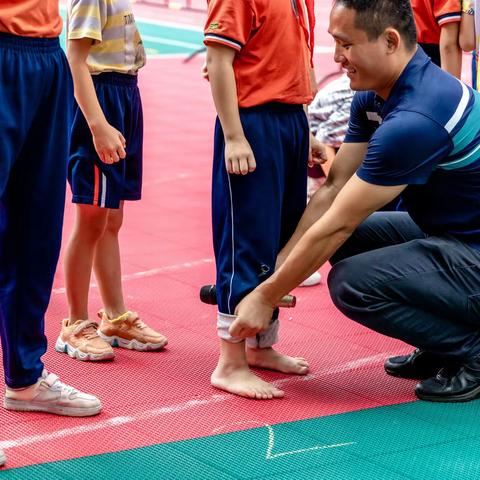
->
[[229, 319, 243, 338], [248, 155, 256, 172]]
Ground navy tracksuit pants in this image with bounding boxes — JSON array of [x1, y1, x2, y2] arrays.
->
[[0, 33, 72, 388], [212, 103, 309, 328]]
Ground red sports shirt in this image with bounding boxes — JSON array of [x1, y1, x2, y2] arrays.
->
[[204, 0, 313, 108], [411, 0, 461, 44], [0, 0, 62, 38]]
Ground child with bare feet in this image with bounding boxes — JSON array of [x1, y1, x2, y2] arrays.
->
[[204, 0, 316, 399]]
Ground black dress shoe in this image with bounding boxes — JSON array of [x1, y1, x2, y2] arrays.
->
[[384, 349, 447, 380], [415, 357, 480, 402]]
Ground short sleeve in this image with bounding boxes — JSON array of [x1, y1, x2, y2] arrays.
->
[[356, 111, 453, 186], [203, 0, 254, 51], [434, 0, 462, 26], [343, 92, 379, 143], [68, 0, 107, 43]]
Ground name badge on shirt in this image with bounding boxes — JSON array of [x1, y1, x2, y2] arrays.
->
[[366, 111, 383, 124]]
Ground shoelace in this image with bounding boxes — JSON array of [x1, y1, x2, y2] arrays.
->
[[109, 311, 146, 330], [73, 320, 100, 340], [43, 373, 77, 395], [132, 316, 147, 330]]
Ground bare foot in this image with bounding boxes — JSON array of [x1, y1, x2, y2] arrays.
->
[[211, 363, 285, 399], [246, 347, 310, 375]]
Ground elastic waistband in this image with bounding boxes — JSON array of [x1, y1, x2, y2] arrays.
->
[[92, 72, 138, 86], [239, 102, 304, 114], [0, 32, 60, 53]]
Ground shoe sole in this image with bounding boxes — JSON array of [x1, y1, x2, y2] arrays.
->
[[0, 451, 5, 467], [3, 398, 102, 417], [415, 384, 480, 403], [54, 338, 115, 362], [98, 331, 167, 351], [384, 368, 431, 380]]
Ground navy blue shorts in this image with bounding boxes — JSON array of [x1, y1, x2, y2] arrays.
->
[[212, 103, 309, 315], [69, 72, 143, 209]]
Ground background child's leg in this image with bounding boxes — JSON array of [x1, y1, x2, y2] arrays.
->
[[64, 204, 109, 321], [93, 202, 126, 318]]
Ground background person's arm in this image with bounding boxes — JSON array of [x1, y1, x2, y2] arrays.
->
[[459, 1, 476, 51], [439, 21, 463, 77]]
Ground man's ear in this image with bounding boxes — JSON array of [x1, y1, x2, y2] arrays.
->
[[384, 28, 401, 53]]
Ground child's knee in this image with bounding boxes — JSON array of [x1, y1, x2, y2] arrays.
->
[[105, 208, 123, 234]]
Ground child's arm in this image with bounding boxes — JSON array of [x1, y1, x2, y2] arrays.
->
[[439, 21, 462, 78], [206, 44, 256, 175], [67, 38, 126, 164], [459, 0, 476, 51]]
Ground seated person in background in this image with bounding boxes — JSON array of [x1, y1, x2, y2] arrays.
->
[[411, 0, 462, 76], [307, 73, 354, 199]]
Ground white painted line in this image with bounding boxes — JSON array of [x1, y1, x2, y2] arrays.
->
[[51, 258, 214, 295], [0, 352, 403, 450], [213, 420, 355, 460]]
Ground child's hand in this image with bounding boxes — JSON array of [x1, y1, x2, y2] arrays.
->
[[224, 137, 256, 175], [308, 133, 327, 167], [91, 122, 127, 164]]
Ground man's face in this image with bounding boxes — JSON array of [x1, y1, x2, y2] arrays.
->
[[328, 3, 390, 92]]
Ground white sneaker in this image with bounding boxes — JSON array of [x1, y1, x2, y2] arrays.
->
[[0, 448, 5, 467], [4, 370, 101, 417], [299, 271, 322, 287]]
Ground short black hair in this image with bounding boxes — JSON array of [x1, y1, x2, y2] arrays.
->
[[334, 0, 417, 50]]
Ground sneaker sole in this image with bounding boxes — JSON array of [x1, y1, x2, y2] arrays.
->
[[54, 338, 115, 362], [3, 398, 102, 417], [415, 384, 480, 403], [98, 331, 167, 351]]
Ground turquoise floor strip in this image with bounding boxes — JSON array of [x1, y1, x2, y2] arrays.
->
[[3, 401, 480, 479]]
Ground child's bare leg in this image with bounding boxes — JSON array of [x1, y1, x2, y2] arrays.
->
[[64, 204, 109, 322], [93, 203, 126, 318], [211, 339, 284, 399], [246, 347, 309, 375]]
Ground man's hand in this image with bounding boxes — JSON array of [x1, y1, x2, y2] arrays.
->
[[91, 122, 127, 164], [229, 290, 276, 338], [225, 137, 257, 175], [308, 133, 327, 167]]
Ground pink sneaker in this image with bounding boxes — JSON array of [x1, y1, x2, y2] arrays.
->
[[55, 319, 115, 361], [98, 310, 168, 351]]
